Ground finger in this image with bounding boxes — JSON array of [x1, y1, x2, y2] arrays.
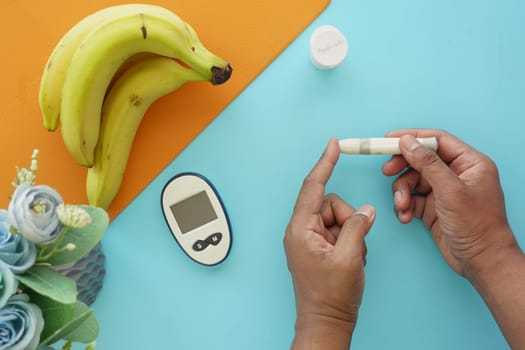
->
[[320, 194, 356, 244], [397, 195, 426, 224], [382, 129, 469, 175], [320, 194, 355, 229], [382, 155, 409, 176], [333, 205, 376, 258], [362, 242, 368, 265], [398, 135, 462, 194], [385, 129, 472, 164], [397, 208, 414, 224], [293, 138, 340, 218], [385, 128, 440, 138], [325, 226, 339, 245], [392, 169, 432, 212]]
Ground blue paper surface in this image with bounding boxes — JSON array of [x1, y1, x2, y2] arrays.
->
[[87, 0, 525, 348]]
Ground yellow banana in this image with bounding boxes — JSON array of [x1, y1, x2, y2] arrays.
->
[[60, 4, 232, 167], [39, 4, 161, 131], [86, 56, 206, 209]]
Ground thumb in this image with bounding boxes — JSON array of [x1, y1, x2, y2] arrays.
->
[[334, 205, 375, 258], [399, 135, 461, 192]]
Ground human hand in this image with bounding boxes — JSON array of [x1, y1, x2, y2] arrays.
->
[[382, 129, 518, 277], [284, 138, 375, 348]]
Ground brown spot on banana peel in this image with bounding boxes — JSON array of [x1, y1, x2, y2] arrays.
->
[[140, 14, 147, 39], [211, 64, 233, 85], [129, 94, 143, 107]]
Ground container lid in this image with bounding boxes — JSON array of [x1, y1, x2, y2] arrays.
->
[[310, 25, 348, 69]]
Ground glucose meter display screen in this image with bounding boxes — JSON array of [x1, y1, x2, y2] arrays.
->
[[170, 191, 218, 234]]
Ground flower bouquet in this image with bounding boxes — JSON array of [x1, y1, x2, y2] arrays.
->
[[0, 150, 108, 350]]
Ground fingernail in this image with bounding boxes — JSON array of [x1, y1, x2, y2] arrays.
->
[[405, 136, 420, 152], [398, 210, 411, 223], [356, 205, 375, 218], [394, 190, 402, 205]]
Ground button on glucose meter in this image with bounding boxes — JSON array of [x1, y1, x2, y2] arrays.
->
[[161, 173, 232, 266]]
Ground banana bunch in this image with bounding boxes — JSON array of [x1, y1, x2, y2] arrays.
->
[[39, 4, 232, 209]]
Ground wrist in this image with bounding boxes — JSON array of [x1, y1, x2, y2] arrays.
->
[[292, 312, 355, 350], [462, 228, 525, 348], [464, 227, 523, 288]]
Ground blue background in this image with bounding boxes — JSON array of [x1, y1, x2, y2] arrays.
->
[[90, 0, 524, 348]]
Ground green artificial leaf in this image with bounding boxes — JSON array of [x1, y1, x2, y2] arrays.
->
[[43, 206, 109, 266], [27, 292, 74, 344], [16, 266, 77, 304], [40, 301, 94, 345], [62, 302, 99, 343]]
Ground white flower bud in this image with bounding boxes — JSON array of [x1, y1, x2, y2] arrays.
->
[[56, 204, 92, 228], [13, 163, 36, 187], [30, 159, 38, 173]]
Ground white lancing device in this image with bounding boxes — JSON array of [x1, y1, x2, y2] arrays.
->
[[339, 137, 438, 155]]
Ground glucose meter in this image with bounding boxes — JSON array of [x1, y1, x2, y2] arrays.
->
[[161, 172, 232, 266]]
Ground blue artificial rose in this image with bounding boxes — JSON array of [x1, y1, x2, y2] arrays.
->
[[8, 184, 64, 244], [0, 210, 37, 274], [0, 260, 17, 309], [0, 294, 44, 350]]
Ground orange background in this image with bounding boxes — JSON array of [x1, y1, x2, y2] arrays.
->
[[1, 0, 330, 219]]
